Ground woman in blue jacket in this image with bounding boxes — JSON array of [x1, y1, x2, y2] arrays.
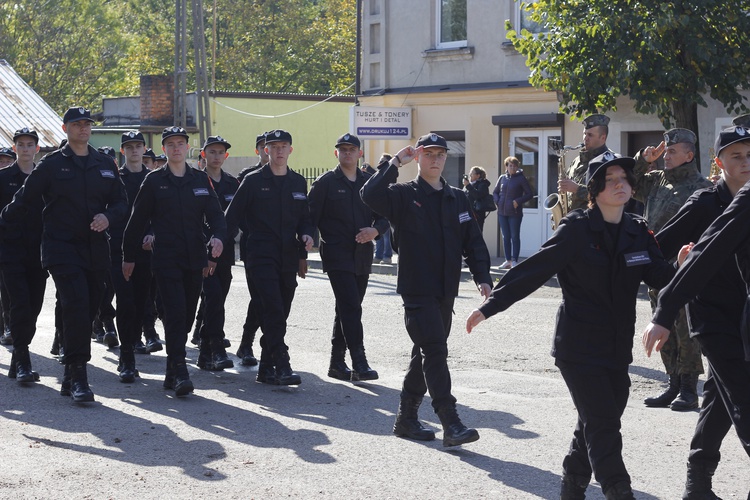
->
[[492, 156, 533, 268]]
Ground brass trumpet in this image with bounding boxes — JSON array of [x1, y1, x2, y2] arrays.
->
[[543, 141, 584, 230]]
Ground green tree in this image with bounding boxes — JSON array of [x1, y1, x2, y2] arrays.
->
[[507, 1, 750, 138]]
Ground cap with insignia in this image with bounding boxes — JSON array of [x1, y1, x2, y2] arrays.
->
[[335, 133, 361, 148], [121, 130, 145, 146], [732, 114, 750, 128], [714, 126, 750, 157], [583, 114, 610, 130], [664, 128, 696, 146], [97, 146, 117, 159], [143, 148, 157, 161], [155, 154, 167, 161], [0, 147, 17, 159], [416, 133, 449, 150], [203, 135, 231, 150], [12, 127, 39, 143], [161, 126, 189, 144], [255, 132, 266, 147], [586, 151, 635, 184], [63, 106, 95, 124], [264, 129, 293, 145]]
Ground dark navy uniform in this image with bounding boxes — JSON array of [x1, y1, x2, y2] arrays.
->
[[479, 204, 675, 494], [225, 162, 313, 380], [123, 164, 226, 371], [309, 162, 389, 379], [361, 160, 491, 410], [653, 182, 750, 465], [2, 143, 128, 366]]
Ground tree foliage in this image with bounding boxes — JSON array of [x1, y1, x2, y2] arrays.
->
[[507, 0, 750, 130], [0, 0, 356, 113]]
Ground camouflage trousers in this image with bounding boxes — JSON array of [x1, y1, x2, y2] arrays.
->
[[649, 288, 704, 375]]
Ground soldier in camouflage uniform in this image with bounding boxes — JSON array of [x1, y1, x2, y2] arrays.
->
[[559, 114, 613, 211], [734, 113, 750, 128], [634, 128, 711, 411]]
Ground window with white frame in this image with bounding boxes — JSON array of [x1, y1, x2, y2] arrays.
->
[[515, 1, 547, 34], [437, 0, 467, 49]]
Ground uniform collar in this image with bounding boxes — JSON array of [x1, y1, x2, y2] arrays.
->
[[415, 175, 454, 198], [580, 144, 609, 164], [664, 158, 701, 182]]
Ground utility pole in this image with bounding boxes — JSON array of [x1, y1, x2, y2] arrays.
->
[[174, 0, 188, 128]]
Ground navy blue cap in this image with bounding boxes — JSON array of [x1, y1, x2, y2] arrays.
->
[[63, 106, 95, 124], [715, 126, 750, 156], [161, 126, 189, 144], [97, 146, 117, 159], [416, 133, 449, 150], [335, 133, 361, 148], [0, 147, 16, 159], [255, 133, 266, 146], [586, 152, 635, 184], [155, 154, 167, 162], [13, 127, 39, 143], [203, 135, 231, 150], [143, 148, 156, 161], [121, 130, 145, 146], [264, 129, 293, 145]]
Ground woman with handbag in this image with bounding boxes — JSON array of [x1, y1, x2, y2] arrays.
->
[[493, 156, 533, 268]]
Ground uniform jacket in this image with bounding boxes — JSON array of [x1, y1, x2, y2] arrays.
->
[[308, 165, 389, 275], [0, 162, 42, 265], [653, 182, 750, 361], [225, 164, 314, 275], [566, 144, 610, 211], [205, 169, 240, 266], [633, 154, 711, 233], [123, 164, 226, 271], [110, 165, 150, 263], [655, 180, 744, 345], [236, 162, 262, 262], [1, 144, 127, 271], [492, 172, 533, 217], [479, 206, 675, 369], [360, 161, 492, 298]]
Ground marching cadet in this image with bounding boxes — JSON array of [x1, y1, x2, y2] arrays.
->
[[225, 129, 314, 386], [559, 114, 613, 211], [308, 133, 388, 381], [194, 135, 238, 371], [107, 130, 153, 383], [0, 147, 16, 168], [635, 128, 712, 411], [361, 133, 492, 447], [467, 152, 680, 500], [1, 106, 128, 403], [0, 147, 17, 345], [122, 126, 226, 397], [0, 128, 46, 383], [154, 154, 167, 168], [142, 148, 156, 170], [643, 125, 750, 499], [234, 131, 270, 367]]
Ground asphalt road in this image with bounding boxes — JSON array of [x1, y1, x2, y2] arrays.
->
[[1, 264, 748, 499]]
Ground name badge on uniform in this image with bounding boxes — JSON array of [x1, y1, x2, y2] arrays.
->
[[100, 170, 115, 178], [193, 188, 210, 196], [224, 194, 234, 202], [292, 192, 306, 200], [458, 211, 472, 224], [624, 251, 651, 267]]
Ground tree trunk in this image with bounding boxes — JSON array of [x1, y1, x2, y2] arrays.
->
[[671, 100, 702, 171]]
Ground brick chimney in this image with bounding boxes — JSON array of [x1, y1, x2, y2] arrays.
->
[[140, 75, 174, 126]]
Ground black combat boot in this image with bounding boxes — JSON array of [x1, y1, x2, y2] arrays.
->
[[13, 347, 38, 384], [196, 339, 212, 370], [683, 461, 721, 499], [327, 346, 351, 381], [0, 323, 12, 345], [163, 359, 176, 389], [256, 362, 277, 384], [117, 350, 138, 383], [644, 373, 680, 407], [436, 406, 479, 447], [209, 338, 234, 371], [350, 346, 378, 381], [560, 474, 589, 500], [236, 343, 258, 367], [70, 363, 95, 403], [144, 330, 162, 353], [393, 396, 436, 441], [173, 361, 194, 396], [603, 481, 635, 500], [671, 373, 700, 411], [60, 364, 72, 396], [190, 318, 202, 346], [102, 318, 119, 348], [92, 318, 105, 342], [7, 350, 16, 379], [50, 329, 61, 356], [273, 349, 301, 386]]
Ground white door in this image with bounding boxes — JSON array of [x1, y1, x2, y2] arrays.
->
[[508, 130, 561, 256]]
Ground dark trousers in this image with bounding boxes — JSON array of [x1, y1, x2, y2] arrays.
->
[[2, 262, 47, 349], [0, 272, 10, 328], [690, 337, 750, 463], [154, 267, 203, 363], [401, 295, 456, 411], [240, 265, 261, 345], [327, 270, 368, 351], [49, 265, 107, 364], [110, 260, 152, 354], [556, 360, 631, 492], [248, 267, 296, 363], [199, 260, 233, 343], [141, 277, 159, 332], [97, 272, 116, 322]]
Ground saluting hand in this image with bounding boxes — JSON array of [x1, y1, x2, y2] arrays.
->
[[642, 322, 670, 357], [90, 213, 109, 232], [643, 141, 666, 163], [393, 145, 420, 167]]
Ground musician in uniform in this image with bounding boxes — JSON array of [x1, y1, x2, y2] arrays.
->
[[559, 114, 612, 211]]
